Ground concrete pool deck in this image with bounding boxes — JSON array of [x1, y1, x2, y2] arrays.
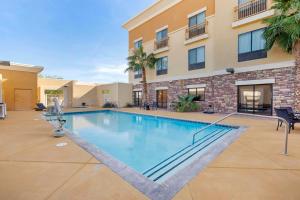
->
[[0, 109, 300, 199]]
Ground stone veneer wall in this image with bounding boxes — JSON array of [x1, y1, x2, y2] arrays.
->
[[133, 66, 297, 114]]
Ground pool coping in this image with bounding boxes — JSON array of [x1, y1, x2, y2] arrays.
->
[[56, 110, 247, 200]]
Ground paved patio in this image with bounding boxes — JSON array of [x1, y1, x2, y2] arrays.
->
[[0, 109, 300, 200]]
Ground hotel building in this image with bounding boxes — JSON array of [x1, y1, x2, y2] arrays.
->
[[123, 0, 299, 115]]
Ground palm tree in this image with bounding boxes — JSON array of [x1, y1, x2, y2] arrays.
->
[[264, 0, 300, 109], [125, 46, 158, 108]]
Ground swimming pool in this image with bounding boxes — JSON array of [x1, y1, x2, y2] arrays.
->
[[63, 110, 238, 183]]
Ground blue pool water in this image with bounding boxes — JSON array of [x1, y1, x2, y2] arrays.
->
[[64, 110, 235, 181]]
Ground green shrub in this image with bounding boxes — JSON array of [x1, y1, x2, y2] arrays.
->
[[175, 95, 200, 112]]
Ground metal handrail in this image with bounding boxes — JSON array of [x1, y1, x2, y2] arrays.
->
[[192, 112, 289, 155]]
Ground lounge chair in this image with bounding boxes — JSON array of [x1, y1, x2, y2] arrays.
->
[[35, 103, 47, 111], [275, 108, 300, 133]]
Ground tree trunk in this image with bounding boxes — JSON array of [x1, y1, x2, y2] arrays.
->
[[141, 67, 148, 107], [294, 40, 300, 111]]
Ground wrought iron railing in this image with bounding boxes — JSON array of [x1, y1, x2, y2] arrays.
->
[[154, 37, 169, 50], [234, 0, 268, 21], [185, 21, 207, 40]]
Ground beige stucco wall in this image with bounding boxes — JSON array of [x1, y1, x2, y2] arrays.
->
[[0, 68, 39, 111], [72, 84, 98, 107], [97, 83, 132, 108], [38, 78, 73, 108], [127, 0, 294, 84], [0, 74, 3, 103], [39, 78, 133, 108]]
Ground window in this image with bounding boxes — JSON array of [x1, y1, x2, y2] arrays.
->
[[155, 29, 168, 49], [188, 46, 205, 70], [238, 84, 273, 116], [189, 11, 206, 27], [156, 57, 168, 75], [134, 69, 142, 79], [156, 90, 168, 108], [238, 28, 267, 62], [134, 40, 142, 49], [133, 91, 142, 106], [156, 29, 168, 41], [188, 88, 205, 101], [187, 11, 206, 39]]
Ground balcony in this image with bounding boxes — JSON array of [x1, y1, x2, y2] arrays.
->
[[234, 0, 267, 21], [154, 37, 169, 50], [185, 21, 207, 40]]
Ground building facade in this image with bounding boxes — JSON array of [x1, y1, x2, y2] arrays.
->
[[123, 0, 299, 115], [0, 61, 43, 111]]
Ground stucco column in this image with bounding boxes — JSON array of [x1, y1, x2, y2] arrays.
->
[[295, 41, 300, 112], [0, 74, 3, 103], [295, 60, 300, 112]]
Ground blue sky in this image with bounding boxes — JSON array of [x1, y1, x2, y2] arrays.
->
[[0, 0, 154, 83]]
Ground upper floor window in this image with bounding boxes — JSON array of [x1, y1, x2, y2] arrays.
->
[[188, 87, 205, 101], [134, 40, 142, 49], [188, 46, 205, 70], [156, 57, 168, 75], [155, 29, 168, 49], [238, 28, 267, 62], [187, 11, 206, 39], [134, 69, 142, 79]]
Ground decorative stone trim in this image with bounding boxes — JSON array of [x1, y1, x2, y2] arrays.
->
[[186, 84, 207, 88], [235, 78, 275, 86], [155, 86, 168, 90], [134, 66, 296, 114]]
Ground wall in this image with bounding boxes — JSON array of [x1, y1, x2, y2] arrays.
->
[[72, 84, 98, 107], [134, 66, 296, 114], [0, 68, 38, 111], [128, 0, 215, 48], [127, 0, 294, 85], [97, 83, 133, 107], [38, 78, 73, 108]]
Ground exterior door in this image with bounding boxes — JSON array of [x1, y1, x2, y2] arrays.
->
[[238, 84, 273, 115], [133, 91, 142, 106], [14, 89, 33, 111], [156, 90, 168, 108]]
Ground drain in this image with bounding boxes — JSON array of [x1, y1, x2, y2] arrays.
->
[[56, 142, 68, 147]]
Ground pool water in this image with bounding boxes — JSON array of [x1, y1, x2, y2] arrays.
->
[[64, 110, 235, 180]]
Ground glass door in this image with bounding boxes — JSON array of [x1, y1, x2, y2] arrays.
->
[[133, 91, 142, 107], [238, 84, 273, 115], [156, 90, 168, 108]]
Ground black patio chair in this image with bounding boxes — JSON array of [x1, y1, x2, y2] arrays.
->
[[35, 103, 47, 111], [281, 107, 300, 119], [275, 108, 300, 133]]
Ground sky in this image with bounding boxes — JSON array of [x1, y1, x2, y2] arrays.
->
[[0, 0, 155, 83]]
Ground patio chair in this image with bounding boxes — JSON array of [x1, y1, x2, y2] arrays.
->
[[35, 103, 47, 111], [281, 107, 300, 119], [275, 108, 300, 133], [150, 102, 158, 110]]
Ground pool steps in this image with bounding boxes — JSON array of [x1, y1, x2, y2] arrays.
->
[[143, 127, 233, 182]]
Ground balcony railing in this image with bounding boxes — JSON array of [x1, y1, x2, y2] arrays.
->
[[234, 0, 267, 21], [185, 21, 207, 40], [154, 37, 169, 50]]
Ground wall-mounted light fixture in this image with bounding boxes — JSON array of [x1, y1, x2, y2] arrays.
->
[[226, 68, 235, 74]]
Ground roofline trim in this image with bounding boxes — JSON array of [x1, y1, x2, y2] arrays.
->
[[0, 65, 44, 73], [122, 0, 183, 31]]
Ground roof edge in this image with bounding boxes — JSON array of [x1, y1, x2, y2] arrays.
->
[[122, 0, 183, 31]]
